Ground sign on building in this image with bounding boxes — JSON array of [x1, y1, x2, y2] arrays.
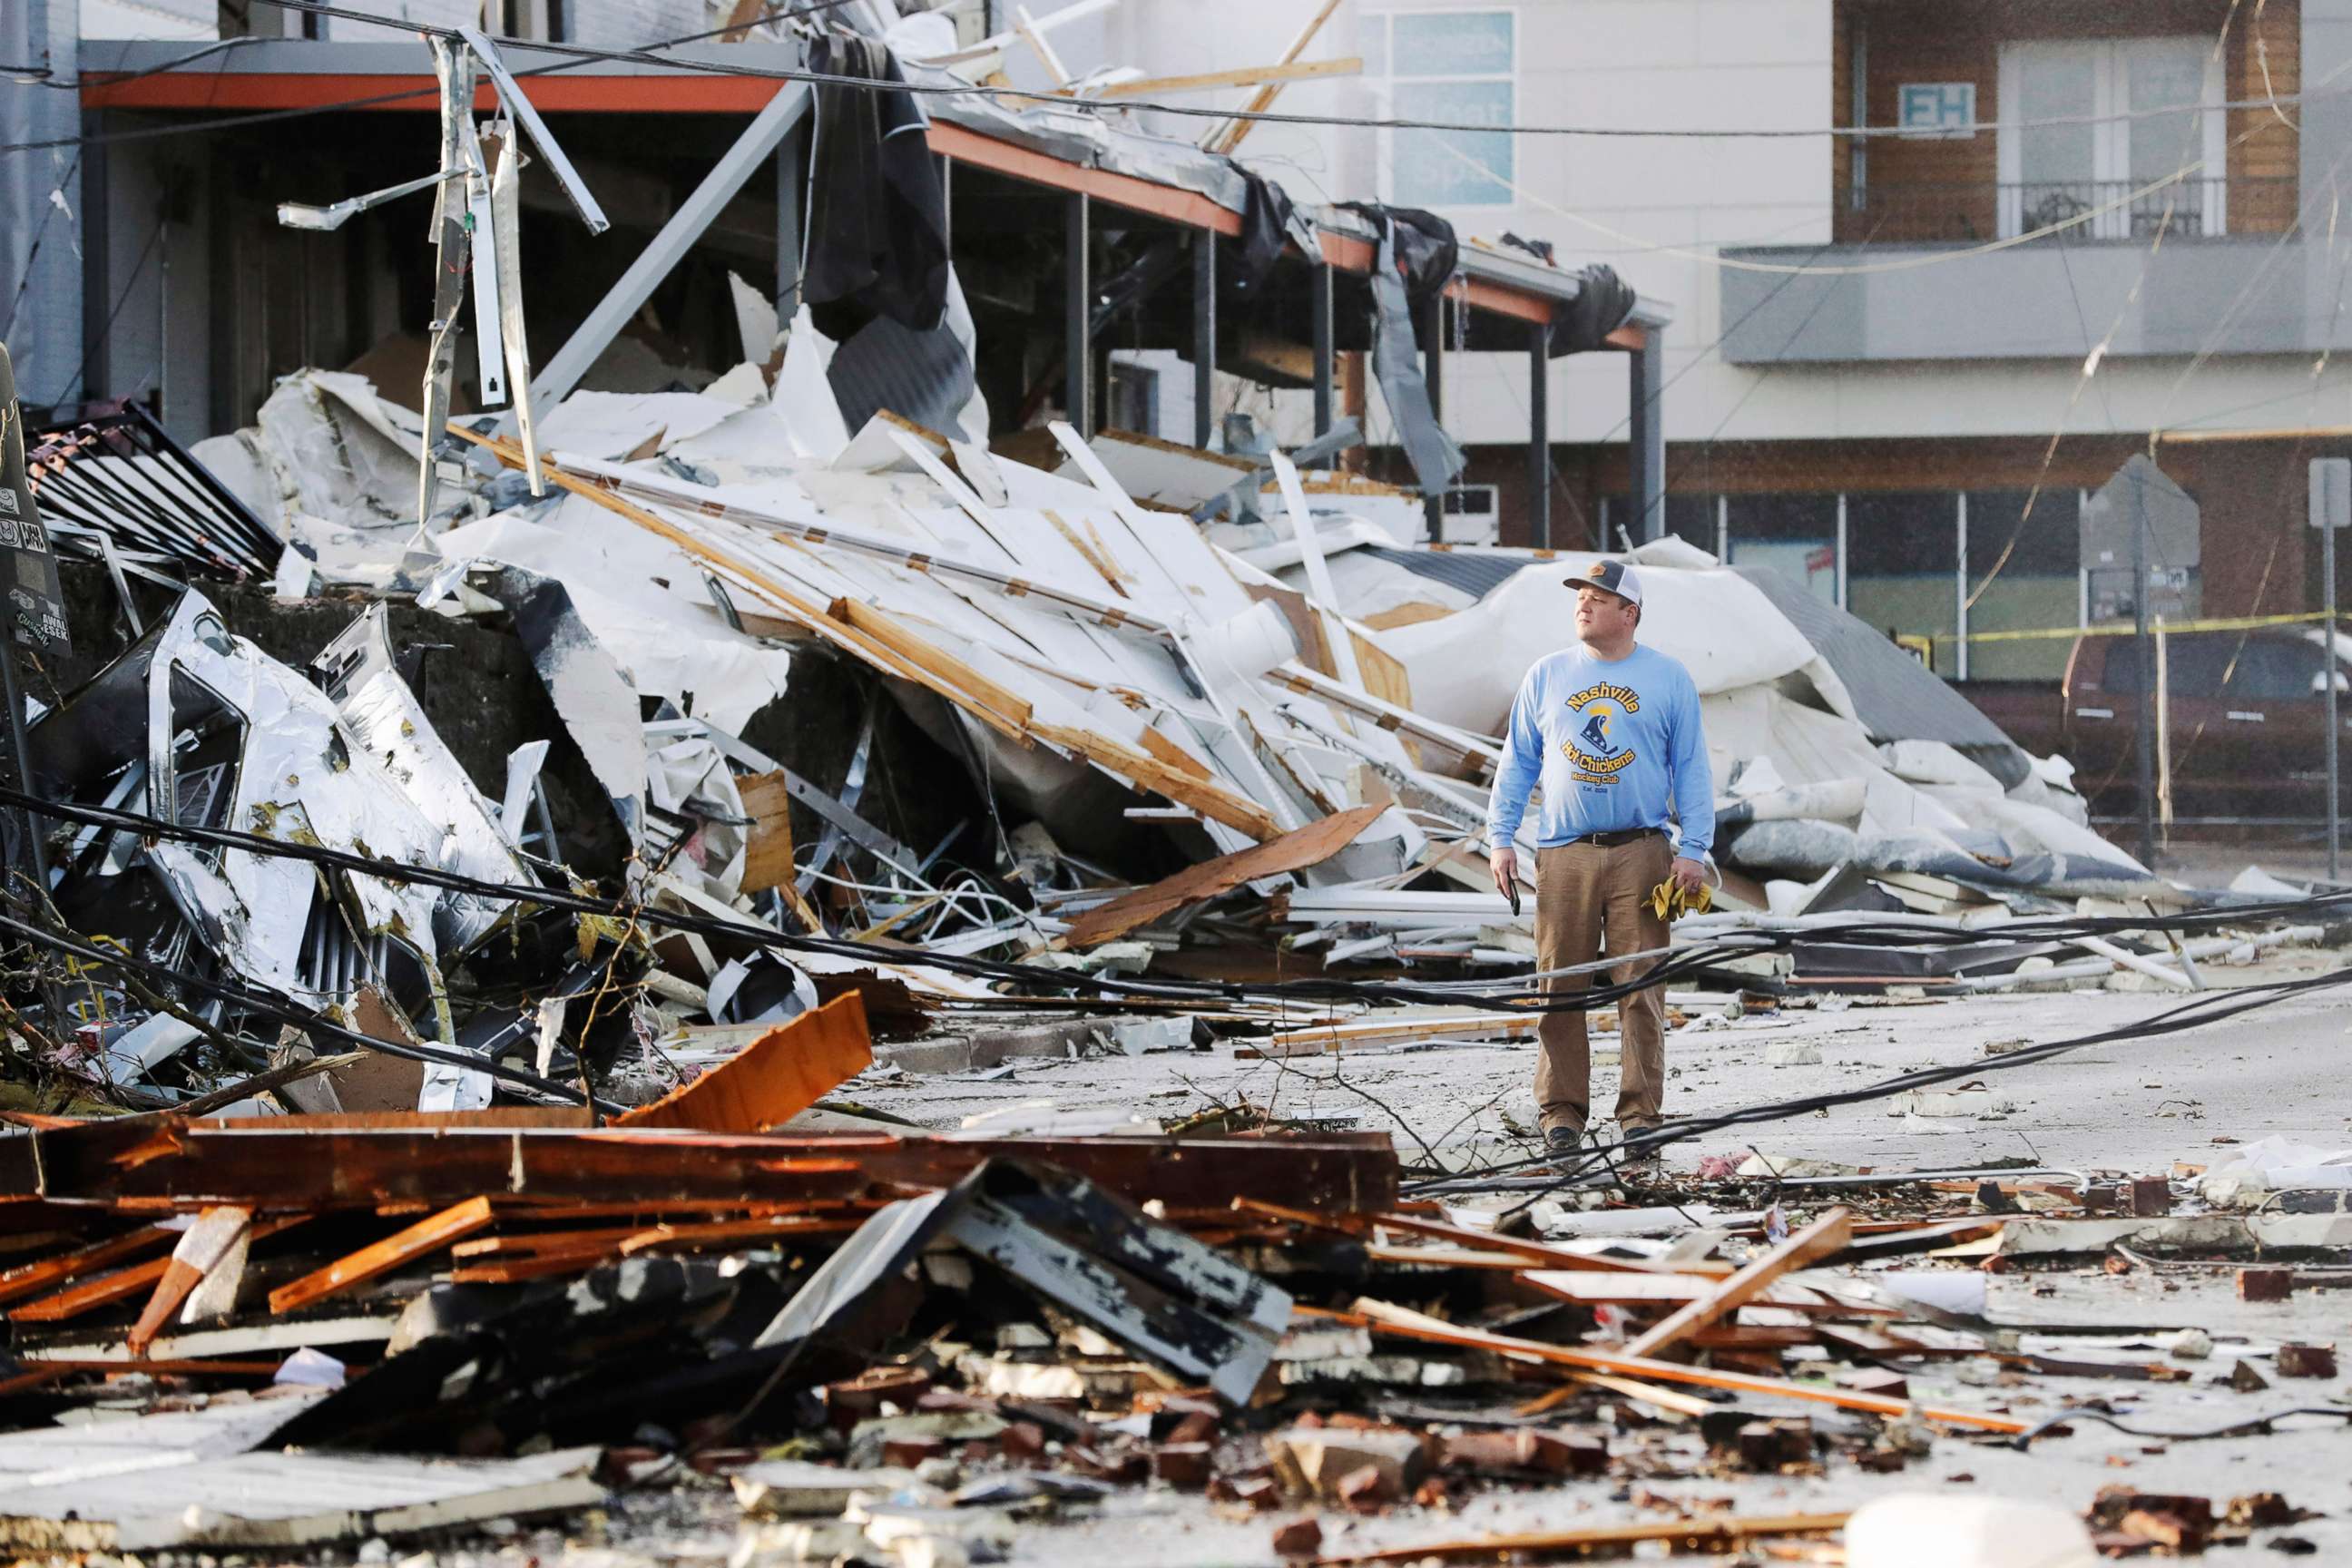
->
[[2082, 455, 2200, 624], [0, 346, 72, 656], [1897, 83, 1976, 139]]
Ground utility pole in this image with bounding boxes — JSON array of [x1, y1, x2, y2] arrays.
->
[[2310, 460, 2349, 880], [2132, 465, 2156, 869]]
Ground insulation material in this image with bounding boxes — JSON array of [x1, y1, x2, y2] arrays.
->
[[1380, 559, 1845, 739]]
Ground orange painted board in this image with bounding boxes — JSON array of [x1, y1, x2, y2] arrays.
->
[[0, 1222, 179, 1307], [269, 1197, 495, 1315], [8, 1256, 172, 1323], [614, 993, 872, 1134]]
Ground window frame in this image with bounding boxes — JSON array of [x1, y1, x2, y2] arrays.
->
[[1367, 6, 1521, 212], [1995, 36, 2228, 240]]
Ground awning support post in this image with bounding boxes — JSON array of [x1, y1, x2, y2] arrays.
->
[[1629, 324, 1665, 543], [1312, 262, 1334, 438], [1423, 291, 1446, 544], [1528, 318, 1550, 550], [1193, 229, 1215, 449], [1068, 191, 1093, 440]]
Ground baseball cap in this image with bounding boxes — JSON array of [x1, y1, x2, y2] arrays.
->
[[1564, 558, 1642, 606]]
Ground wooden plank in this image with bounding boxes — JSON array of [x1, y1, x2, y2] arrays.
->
[[1026, 718, 1282, 838], [0, 1224, 177, 1307], [614, 1212, 867, 1255], [1520, 1269, 1871, 1314], [11, 1218, 304, 1324], [8, 1256, 172, 1323], [1306, 1512, 1850, 1564], [1330, 1298, 2029, 1435], [1256, 1012, 1546, 1056], [613, 994, 873, 1134], [1136, 723, 1214, 781], [127, 1205, 252, 1354], [1058, 803, 1385, 948], [717, 0, 766, 41], [268, 1197, 495, 1315], [1086, 56, 1361, 98], [1205, 0, 1345, 153], [1234, 1201, 1732, 1279], [736, 769, 797, 892], [828, 597, 1037, 732], [1622, 1208, 1855, 1361]]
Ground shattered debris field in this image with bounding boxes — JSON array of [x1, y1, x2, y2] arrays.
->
[[5, 12, 2352, 1567]]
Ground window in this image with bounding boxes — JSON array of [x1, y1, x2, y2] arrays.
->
[[1725, 495, 1838, 603], [2223, 636, 2335, 701], [1440, 485, 1501, 545], [1847, 492, 1957, 655], [1997, 39, 2226, 239], [1369, 10, 1515, 209], [1965, 489, 2080, 681]]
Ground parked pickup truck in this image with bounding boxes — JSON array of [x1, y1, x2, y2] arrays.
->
[[1962, 625, 2352, 815]]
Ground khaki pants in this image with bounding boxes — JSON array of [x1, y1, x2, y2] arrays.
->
[[1534, 833, 1671, 1134]]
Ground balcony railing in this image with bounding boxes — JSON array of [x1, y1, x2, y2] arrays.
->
[[1837, 177, 2288, 244]]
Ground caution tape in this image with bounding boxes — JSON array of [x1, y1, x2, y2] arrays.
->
[[1922, 609, 2344, 646]]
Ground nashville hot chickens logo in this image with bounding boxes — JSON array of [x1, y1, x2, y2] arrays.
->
[[1561, 681, 1641, 783]]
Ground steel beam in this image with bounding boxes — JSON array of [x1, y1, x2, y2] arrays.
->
[[776, 120, 806, 318], [1528, 318, 1550, 549], [1629, 325, 1665, 543], [1312, 262, 1334, 437], [1193, 230, 1216, 448], [1068, 191, 1093, 440], [524, 82, 812, 418], [1423, 292, 1446, 543]]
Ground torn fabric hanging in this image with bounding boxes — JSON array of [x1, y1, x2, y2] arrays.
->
[[802, 35, 949, 342], [1357, 211, 1465, 498]]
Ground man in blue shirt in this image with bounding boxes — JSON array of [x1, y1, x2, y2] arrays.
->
[[1485, 560, 1714, 1161]]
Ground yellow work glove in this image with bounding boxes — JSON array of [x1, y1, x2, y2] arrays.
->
[[1650, 877, 1712, 922]]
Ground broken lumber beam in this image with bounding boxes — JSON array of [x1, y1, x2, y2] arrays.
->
[[0, 1222, 178, 1308], [1235, 1200, 1733, 1279], [1250, 1013, 1547, 1057], [1082, 56, 1362, 98], [1331, 1297, 2029, 1435], [1059, 803, 1385, 948], [269, 1196, 495, 1314], [126, 1205, 252, 1353], [1622, 1208, 1854, 1361], [11, 1217, 305, 1324]]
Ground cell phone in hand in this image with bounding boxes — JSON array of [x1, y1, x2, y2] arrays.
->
[[1505, 882, 1522, 919]]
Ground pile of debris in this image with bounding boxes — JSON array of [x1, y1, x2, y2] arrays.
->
[[2, 1021, 2345, 1563], [5, 12, 2350, 1563]]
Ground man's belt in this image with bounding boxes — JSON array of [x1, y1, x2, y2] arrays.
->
[[1576, 827, 1661, 848]]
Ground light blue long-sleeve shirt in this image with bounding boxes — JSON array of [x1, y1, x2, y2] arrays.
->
[[1485, 642, 1715, 857]]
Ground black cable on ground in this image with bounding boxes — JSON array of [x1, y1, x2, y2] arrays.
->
[[0, 909, 622, 1113], [0, 784, 1789, 1013], [1408, 961, 2352, 1206], [6, 785, 2347, 1018], [2005, 1406, 2352, 1448]]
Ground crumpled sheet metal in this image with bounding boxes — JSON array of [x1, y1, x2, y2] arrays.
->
[[313, 603, 534, 932], [53, 592, 528, 1011]]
